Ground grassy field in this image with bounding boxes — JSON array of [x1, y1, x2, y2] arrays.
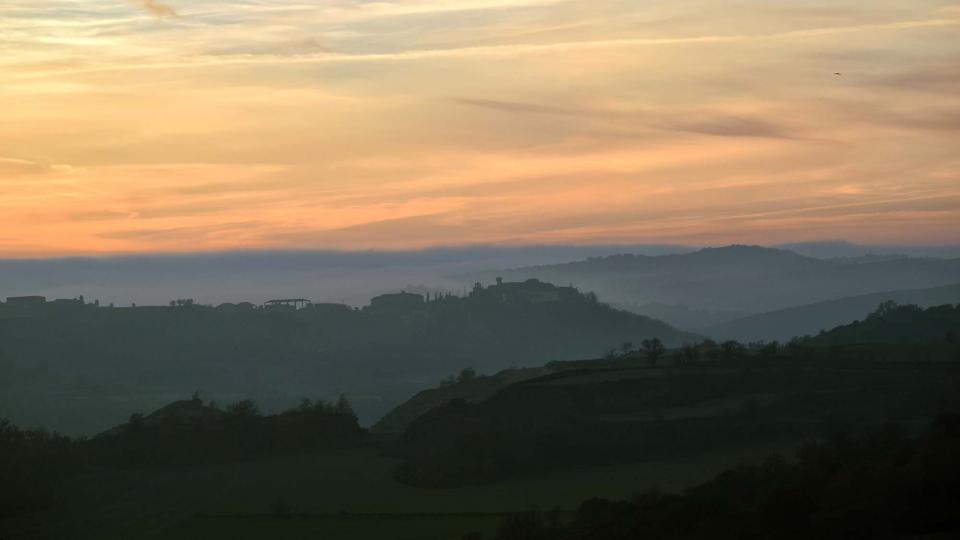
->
[[8, 440, 798, 540]]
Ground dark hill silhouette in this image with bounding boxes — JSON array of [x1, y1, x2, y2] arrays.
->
[[706, 283, 960, 342], [391, 342, 960, 487], [489, 414, 960, 540], [491, 245, 960, 314], [371, 366, 550, 435], [0, 279, 695, 435], [87, 395, 363, 468], [808, 302, 960, 346]]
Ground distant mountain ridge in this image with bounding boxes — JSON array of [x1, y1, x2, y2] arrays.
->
[[776, 240, 960, 259], [493, 245, 960, 314], [705, 283, 960, 342]]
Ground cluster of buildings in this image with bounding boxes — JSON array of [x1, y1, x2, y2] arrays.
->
[[2, 295, 89, 308], [2, 278, 579, 314]]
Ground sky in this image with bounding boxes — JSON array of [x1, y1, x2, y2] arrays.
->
[[1, 0, 958, 256]]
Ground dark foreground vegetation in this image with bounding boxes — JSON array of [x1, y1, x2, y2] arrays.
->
[[0, 420, 81, 520], [809, 301, 960, 346], [88, 394, 363, 468], [0, 396, 362, 521], [492, 414, 960, 540], [390, 303, 960, 488], [393, 343, 960, 487]]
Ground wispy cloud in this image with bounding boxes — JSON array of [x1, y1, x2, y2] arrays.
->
[[666, 116, 796, 139], [454, 98, 584, 116], [6, 17, 958, 80], [0, 1, 957, 254], [134, 0, 179, 19]]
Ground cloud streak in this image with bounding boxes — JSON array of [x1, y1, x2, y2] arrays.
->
[[0, 1, 957, 254], [6, 17, 958, 80], [134, 0, 179, 19]]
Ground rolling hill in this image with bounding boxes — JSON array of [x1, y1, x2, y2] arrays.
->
[[392, 349, 960, 487], [808, 302, 960, 346], [0, 279, 694, 436], [705, 283, 960, 342], [490, 245, 960, 316]]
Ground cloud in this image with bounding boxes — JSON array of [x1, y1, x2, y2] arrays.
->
[[665, 116, 795, 139], [0, 156, 51, 176], [1, 1, 957, 254], [205, 38, 333, 57], [100, 221, 262, 242], [266, 212, 483, 248], [454, 98, 585, 116], [134, 0, 179, 19], [454, 98, 801, 140], [869, 61, 960, 94], [70, 210, 138, 222], [12, 17, 958, 80]]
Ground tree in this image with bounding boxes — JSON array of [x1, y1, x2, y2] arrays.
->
[[335, 394, 356, 419], [701, 338, 720, 361], [721, 340, 745, 361], [641, 338, 665, 366], [679, 344, 700, 365], [868, 300, 899, 320], [620, 342, 635, 356], [128, 412, 144, 427], [758, 341, 779, 360], [458, 367, 478, 383], [227, 399, 260, 418]]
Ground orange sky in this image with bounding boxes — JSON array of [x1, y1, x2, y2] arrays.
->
[[1, 0, 958, 256]]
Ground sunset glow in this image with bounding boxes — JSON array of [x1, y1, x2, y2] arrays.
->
[[2, 0, 959, 255]]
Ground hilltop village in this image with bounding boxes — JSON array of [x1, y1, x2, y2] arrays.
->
[[1, 278, 583, 315]]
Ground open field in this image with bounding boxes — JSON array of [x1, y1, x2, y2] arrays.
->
[[6, 440, 798, 540]]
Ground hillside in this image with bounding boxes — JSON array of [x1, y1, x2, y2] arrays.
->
[[706, 283, 960, 342], [491, 245, 960, 315], [485, 415, 960, 540], [0, 279, 695, 436], [371, 366, 550, 435], [808, 302, 960, 346], [391, 343, 960, 487], [87, 396, 362, 468], [615, 302, 750, 331]]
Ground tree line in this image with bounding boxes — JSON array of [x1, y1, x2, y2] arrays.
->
[[486, 414, 960, 540], [0, 395, 364, 519]]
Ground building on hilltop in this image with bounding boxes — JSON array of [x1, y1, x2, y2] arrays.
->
[[264, 298, 311, 311], [309, 302, 353, 315], [369, 291, 425, 311], [5, 295, 47, 306], [51, 298, 85, 309], [471, 278, 578, 304]]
